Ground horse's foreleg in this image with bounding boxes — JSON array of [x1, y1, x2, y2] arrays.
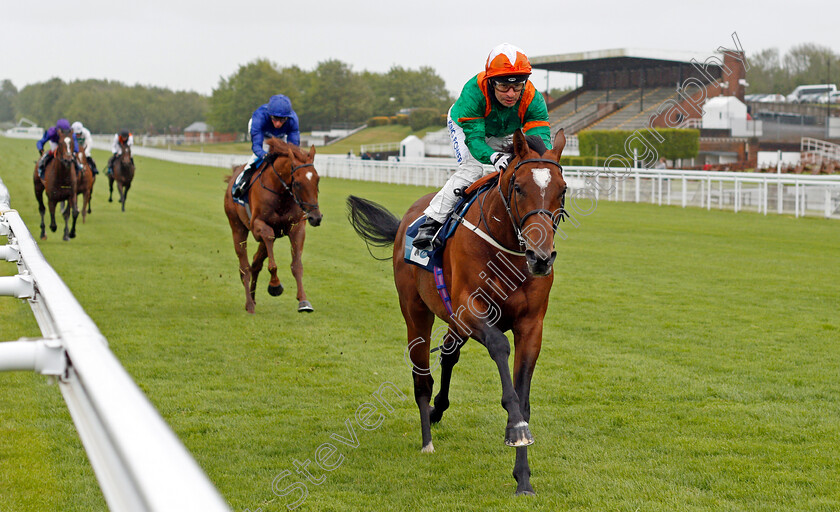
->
[[288, 223, 312, 312], [249, 241, 270, 299], [120, 183, 130, 212], [68, 193, 79, 239], [252, 220, 282, 298], [108, 176, 114, 202], [509, 322, 544, 496], [48, 200, 59, 234], [477, 325, 531, 449]]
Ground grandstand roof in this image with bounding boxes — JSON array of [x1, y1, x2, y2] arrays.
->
[[530, 48, 718, 74]]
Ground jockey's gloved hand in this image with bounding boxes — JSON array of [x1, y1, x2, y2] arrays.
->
[[491, 152, 510, 173], [39, 149, 43, 156]]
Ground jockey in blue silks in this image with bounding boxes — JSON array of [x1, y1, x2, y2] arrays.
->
[[35, 119, 80, 177], [231, 94, 301, 199]]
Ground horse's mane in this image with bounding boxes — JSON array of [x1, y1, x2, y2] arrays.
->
[[266, 138, 293, 157], [500, 134, 548, 157]]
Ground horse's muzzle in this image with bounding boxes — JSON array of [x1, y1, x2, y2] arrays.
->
[[525, 249, 556, 276], [307, 210, 322, 227]]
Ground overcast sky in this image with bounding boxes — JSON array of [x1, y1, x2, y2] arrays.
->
[[2, 1, 838, 97]]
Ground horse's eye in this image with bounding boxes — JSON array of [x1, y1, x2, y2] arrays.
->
[[513, 183, 522, 194]]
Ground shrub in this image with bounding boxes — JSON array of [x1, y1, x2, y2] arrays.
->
[[578, 128, 699, 162], [408, 108, 443, 131], [367, 116, 390, 127]]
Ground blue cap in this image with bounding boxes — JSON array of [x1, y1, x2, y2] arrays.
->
[[267, 95, 293, 118], [56, 119, 71, 130]]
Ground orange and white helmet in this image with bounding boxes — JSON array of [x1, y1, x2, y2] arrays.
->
[[485, 43, 532, 82]]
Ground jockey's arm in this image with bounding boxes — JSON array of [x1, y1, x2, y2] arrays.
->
[[459, 118, 496, 165]]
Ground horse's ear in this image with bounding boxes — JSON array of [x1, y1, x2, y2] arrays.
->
[[308, 145, 316, 161], [513, 129, 529, 159], [547, 128, 566, 161]]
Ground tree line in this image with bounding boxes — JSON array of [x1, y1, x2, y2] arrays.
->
[[0, 58, 453, 135], [206, 58, 453, 132], [745, 43, 839, 95]]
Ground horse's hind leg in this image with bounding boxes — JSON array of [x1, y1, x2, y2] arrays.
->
[[228, 216, 255, 313], [396, 275, 437, 452], [34, 177, 46, 240], [430, 327, 464, 424], [108, 176, 114, 202]]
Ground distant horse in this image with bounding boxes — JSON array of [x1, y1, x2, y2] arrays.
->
[[33, 128, 79, 241], [223, 139, 323, 314], [347, 128, 567, 495], [75, 150, 95, 222], [108, 141, 134, 211]]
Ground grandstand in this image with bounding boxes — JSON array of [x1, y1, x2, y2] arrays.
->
[[531, 48, 730, 135]]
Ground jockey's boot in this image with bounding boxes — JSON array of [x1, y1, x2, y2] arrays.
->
[[232, 165, 254, 200], [88, 157, 99, 175], [412, 217, 443, 251]]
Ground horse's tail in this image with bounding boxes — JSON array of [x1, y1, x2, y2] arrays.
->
[[346, 195, 401, 252]]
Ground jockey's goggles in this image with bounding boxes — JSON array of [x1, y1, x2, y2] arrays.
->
[[493, 81, 525, 93]]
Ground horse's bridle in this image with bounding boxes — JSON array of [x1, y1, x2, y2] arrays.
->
[[482, 157, 567, 250], [262, 160, 320, 213]]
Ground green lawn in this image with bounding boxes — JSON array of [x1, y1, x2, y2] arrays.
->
[[1, 135, 839, 511]]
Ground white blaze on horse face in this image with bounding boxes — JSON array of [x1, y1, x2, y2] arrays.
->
[[305, 171, 313, 181], [532, 168, 551, 200], [64, 137, 72, 153]]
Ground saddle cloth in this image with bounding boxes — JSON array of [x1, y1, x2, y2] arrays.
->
[[402, 173, 500, 272]]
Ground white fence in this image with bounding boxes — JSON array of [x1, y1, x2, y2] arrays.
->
[[0, 176, 230, 511], [8, 132, 838, 220], [88, 145, 839, 220]]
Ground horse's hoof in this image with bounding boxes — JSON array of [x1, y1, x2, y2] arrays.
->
[[420, 442, 435, 453], [50, 225, 57, 232], [515, 489, 536, 497], [505, 421, 534, 447], [267, 283, 284, 296], [108, 198, 113, 202], [297, 300, 314, 313], [69, 232, 76, 239]]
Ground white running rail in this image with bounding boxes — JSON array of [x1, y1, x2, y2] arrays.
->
[[0, 176, 230, 512], [801, 137, 840, 165]]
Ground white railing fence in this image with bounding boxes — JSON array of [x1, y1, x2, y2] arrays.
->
[[801, 137, 840, 165], [8, 133, 837, 220], [0, 176, 230, 512]]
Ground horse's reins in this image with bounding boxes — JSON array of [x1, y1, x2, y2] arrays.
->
[[474, 157, 566, 254], [261, 160, 320, 213]]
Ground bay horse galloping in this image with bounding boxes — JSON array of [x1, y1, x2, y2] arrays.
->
[[75, 150, 95, 222], [223, 139, 322, 314], [33, 128, 79, 241], [347, 128, 567, 495], [108, 141, 134, 211]]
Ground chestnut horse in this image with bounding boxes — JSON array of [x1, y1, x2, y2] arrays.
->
[[108, 141, 134, 211], [347, 128, 567, 495], [75, 150, 95, 222], [223, 139, 323, 314], [33, 128, 79, 241]]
